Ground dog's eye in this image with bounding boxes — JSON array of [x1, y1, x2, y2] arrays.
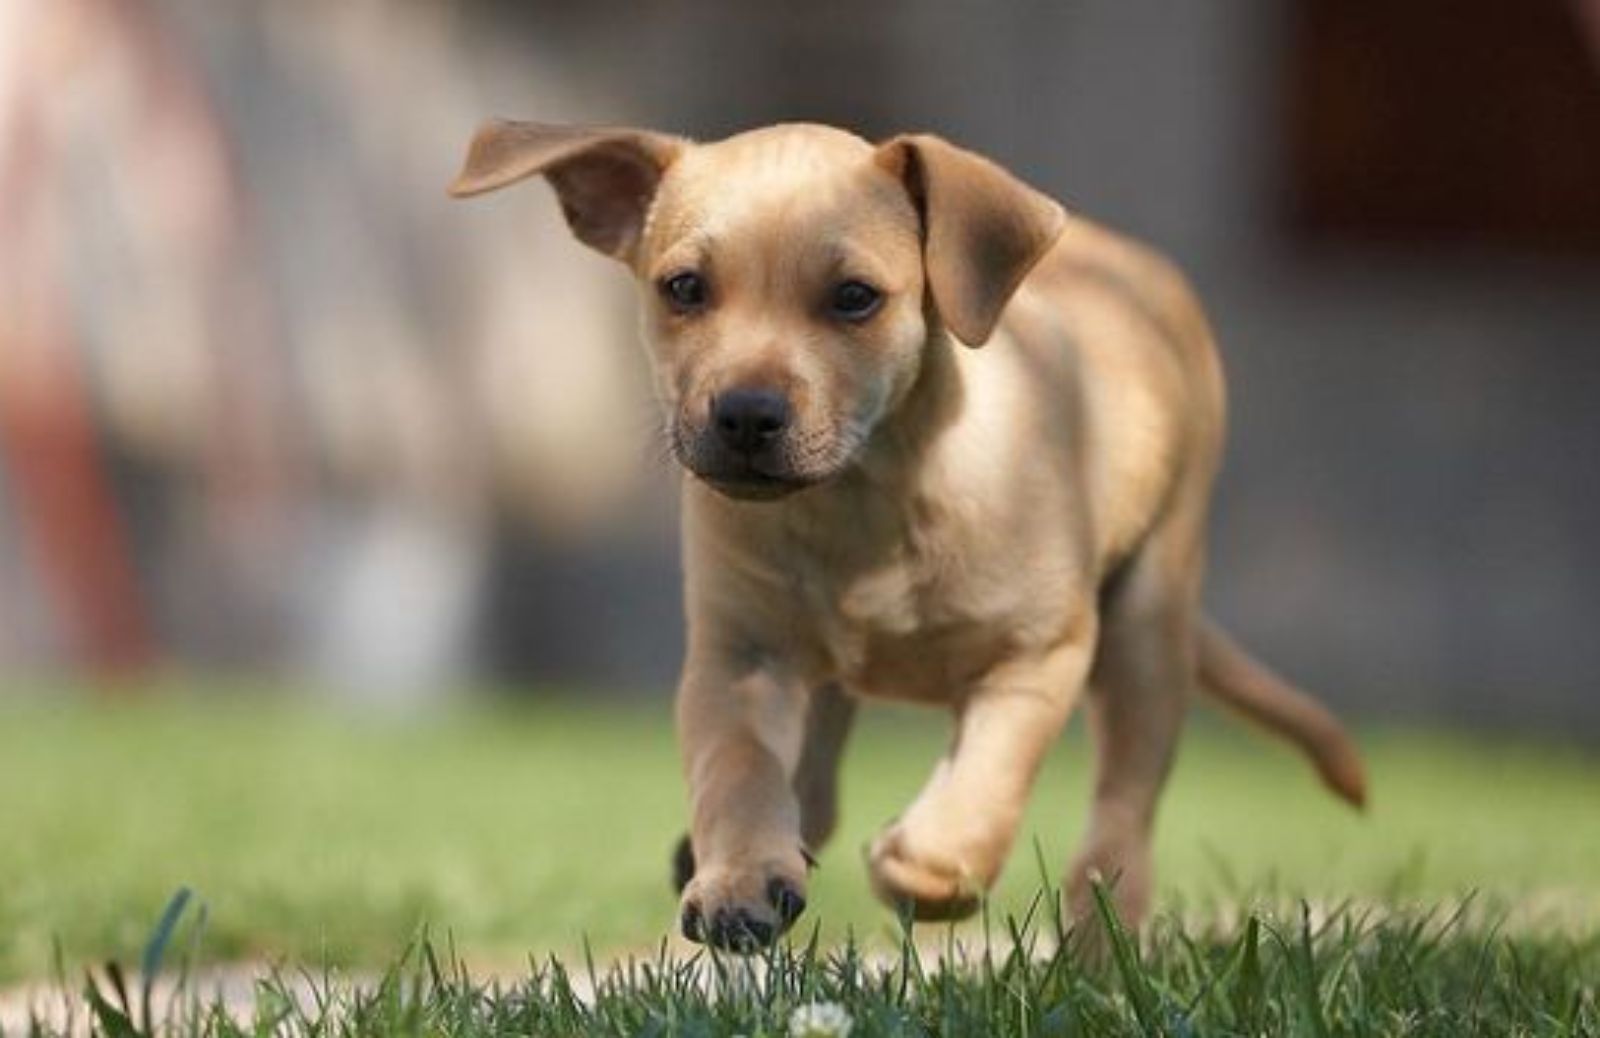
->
[[660, 272, 709, 313], [830, 280, 882, 321]]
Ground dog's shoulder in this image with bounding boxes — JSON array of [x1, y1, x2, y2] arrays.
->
[[1025, 219, 1211, 359]]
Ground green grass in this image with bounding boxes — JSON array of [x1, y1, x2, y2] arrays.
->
[[2, 686, 1598, 1032], [36, 888, 1600, 1036]]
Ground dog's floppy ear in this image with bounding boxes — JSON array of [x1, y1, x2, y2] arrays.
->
[[450, 120, 685, 263], [875, 135, 1066, 347]]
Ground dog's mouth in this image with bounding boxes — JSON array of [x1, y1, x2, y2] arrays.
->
[[671, 417, 861, 502], [674, 445, 824, 502], [702, 472, 813, 501], [693, 462, 819, 501]]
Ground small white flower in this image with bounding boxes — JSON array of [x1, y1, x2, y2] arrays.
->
[[789, 1000, 853, 1038]]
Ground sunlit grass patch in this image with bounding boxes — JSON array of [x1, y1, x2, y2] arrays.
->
[[1, 685, 1597, 989]]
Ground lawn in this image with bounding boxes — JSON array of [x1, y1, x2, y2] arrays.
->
[[1, 685, 1598, 1033]]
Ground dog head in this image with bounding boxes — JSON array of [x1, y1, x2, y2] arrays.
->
[[451, 122, 1064, 501]]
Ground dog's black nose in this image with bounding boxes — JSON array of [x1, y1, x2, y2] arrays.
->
[[711, 388, 790, 453]]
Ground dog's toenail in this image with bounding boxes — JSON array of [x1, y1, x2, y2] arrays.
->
[[709, 908, 773, 952], [680, 901, 705, 942], [768, 877, 806, 924]]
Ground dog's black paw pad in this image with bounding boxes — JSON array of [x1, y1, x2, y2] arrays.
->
[[706, 908, 774, 952], [671, 834, 695, 893], [767, 876, 807, 925]]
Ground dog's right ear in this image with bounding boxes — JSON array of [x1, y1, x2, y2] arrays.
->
[[449, 120, 684, 263]]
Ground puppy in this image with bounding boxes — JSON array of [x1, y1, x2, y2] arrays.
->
[[451, 121, 1366, 950]]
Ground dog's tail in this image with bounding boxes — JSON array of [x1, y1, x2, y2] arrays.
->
[[1196, 616, 1368, 809]]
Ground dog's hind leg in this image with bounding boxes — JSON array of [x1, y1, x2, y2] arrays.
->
[[793, 684, 858, 854], [1066, 517, 1202, 931]]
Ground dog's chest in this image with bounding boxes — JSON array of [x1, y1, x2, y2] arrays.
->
[[781, 518, 1049, 703]]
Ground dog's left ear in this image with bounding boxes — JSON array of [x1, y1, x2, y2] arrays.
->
[[875, 135, 1066, 347], [449, 119, 684, 264]]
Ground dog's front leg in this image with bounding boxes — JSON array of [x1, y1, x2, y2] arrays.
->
[[675, 655, 811, 950], [868, 629, 1095, 920]]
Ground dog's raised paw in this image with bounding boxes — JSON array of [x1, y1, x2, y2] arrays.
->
[[866, 826, 983, 922]]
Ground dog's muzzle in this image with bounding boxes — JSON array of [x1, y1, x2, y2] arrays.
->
[[677, 388, 815, 500]]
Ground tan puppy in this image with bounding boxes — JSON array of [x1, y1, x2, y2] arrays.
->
[[451, 121, 1366, 950]]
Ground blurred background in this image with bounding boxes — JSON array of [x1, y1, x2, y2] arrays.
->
[[3, 0, 1599, 733]]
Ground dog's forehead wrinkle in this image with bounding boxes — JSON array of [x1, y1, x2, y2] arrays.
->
[[652, 229, 720, 277], [656, 211, 917, 307], [685, 175, 851, 239], [651, 129, 911, 269]]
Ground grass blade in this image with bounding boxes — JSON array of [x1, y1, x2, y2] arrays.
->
[[139, 888, 192, 1032], [1088, 878, 1162, 1036]]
